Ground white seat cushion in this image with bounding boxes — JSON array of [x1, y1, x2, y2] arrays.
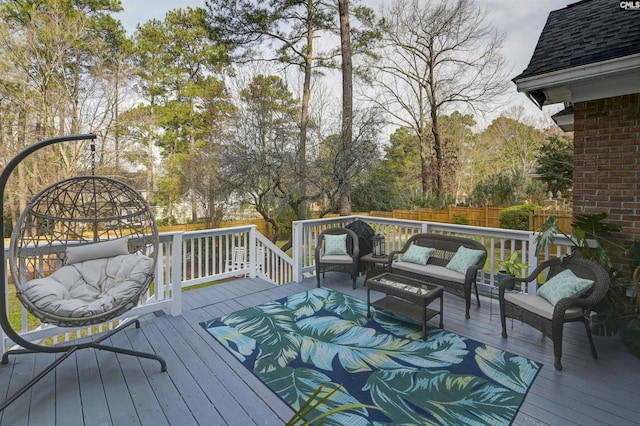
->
[[505, 293, 584, 320], [319, 254, 353, 265], [392, 261, 465, 284], [21, 254, 153, 319]]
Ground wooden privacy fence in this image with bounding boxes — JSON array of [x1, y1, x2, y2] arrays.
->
[[160, 218, 267, 235], [529, 209, 573, 234], [341, 206, 573, 233], [157, 207, 573, 237]]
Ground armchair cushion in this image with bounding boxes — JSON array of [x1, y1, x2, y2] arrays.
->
[[324, 234, 348, 255], [504, 293, 584, 320], [537, 269, 594, 306], [446, 246, 485, 274], [319, 254, 353, 264], [401, 244, 435, 265]]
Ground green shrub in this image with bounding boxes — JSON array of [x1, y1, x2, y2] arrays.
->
[[156, 216, 177, 227], [3, 215, 12, 238], [470, 171, 526, 207], [452, 214, 469, 225], [499, 204, 540, 230]]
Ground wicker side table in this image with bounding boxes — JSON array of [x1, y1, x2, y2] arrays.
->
[[366, 273, 444, 339], [360, 253, 391, 281]]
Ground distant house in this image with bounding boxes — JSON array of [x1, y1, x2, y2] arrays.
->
[[512, 0, 640, 272]]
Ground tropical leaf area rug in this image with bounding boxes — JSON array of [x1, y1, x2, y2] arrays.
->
[[200, 288, 541, 425]]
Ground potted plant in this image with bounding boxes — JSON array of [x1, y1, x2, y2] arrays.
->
[[535, 213, 640, 357], [286, 385, 379, 425], [498, 250, 528, 291], [622, 241, 640, 357]]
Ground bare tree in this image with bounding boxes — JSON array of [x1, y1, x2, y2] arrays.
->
[[364, 0, 509, 196], [221, 74, 300, 242], [478, 106, 546, 179]]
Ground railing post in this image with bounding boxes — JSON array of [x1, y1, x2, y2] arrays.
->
[[248, 225, 257, 278], [527, 232, 539, 294], [292, 220, 304, 282], [171, 232, 183, 316], [2, 248, 6, 350]]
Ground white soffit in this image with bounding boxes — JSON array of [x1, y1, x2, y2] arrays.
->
[[515, 53, 640, 105]]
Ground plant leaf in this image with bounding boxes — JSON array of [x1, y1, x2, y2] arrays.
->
[[297, 316, 468, 372], [475, 345, 540, 393], [221, 303, 301, 373], [591, 309, 621, 337], [535, 216, 559, 255], [623, 318, 640, 358], [263, 367, 370, 426], [365, 368, 521, 425]]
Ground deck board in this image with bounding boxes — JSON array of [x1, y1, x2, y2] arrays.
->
[[161, 316, 256, 425], [76, 347, 110, 425], [95, 344, 140, 425], [1, 272, 639, 425], [54, 351, 83, 426], [28, 353, 57, 426]]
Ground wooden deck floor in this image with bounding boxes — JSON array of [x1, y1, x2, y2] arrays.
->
[[1, 273, 639, 425]]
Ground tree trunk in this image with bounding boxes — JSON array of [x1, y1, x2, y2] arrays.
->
[[338, 0, 353, 216], [189, 97, 198, 224], [428, 60, 443, 195], [114, 75, 120, 172], [146, 128, 154, 201], [430, 107, 443, 195], [295, 0, 314, 221]]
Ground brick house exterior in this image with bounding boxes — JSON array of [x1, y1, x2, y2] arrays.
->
[[513, 0, 640, 274], [573, 94, 639, 271]]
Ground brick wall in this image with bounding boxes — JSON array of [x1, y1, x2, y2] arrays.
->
[[572, 93, 640, 275]]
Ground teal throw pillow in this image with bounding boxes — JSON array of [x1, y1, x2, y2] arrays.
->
[[446, 246, 485, 274], [401, 244, 435, 265], [324, 234, 348, 256], [537, 269, 594, 306]]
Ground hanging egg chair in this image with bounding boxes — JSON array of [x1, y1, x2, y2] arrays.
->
[[0, 134, 166, 411]]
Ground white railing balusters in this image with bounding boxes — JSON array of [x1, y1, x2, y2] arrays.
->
[[3, 216, 592, 351]]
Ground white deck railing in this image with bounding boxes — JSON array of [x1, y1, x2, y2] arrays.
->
[[3, 216, 582, 351], [292, 215, 580, 293]]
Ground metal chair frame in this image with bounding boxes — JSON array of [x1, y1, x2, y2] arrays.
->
[[0, 134, 166, 411]]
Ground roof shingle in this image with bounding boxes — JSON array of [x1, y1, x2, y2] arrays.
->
[[514, 0, 640, 81]]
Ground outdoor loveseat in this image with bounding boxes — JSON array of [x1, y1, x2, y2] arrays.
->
[[387, 233, 487, 319]]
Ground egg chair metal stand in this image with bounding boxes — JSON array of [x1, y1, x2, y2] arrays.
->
[[0, 134, 167, 411]]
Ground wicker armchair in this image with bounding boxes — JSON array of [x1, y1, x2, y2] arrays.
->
[[499, 256, 610, 370], [315, 228, 360, 289]]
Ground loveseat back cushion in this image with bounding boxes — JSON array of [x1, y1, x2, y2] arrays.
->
[[401, 244, 435, 265], [445, 246, 485, 274]]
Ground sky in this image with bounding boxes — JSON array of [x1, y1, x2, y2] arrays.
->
[[115, 0, 571, 128]]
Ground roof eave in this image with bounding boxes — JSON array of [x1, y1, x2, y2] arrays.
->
[[514, 53, 640, 106]]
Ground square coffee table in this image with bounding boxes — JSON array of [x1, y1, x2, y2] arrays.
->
[[366, 272, 444, 339]]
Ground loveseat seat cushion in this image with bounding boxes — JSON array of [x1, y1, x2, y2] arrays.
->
[[504, 293, 583, 320], [392, 261, 465, 284], [21, 254, 153, 319]]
